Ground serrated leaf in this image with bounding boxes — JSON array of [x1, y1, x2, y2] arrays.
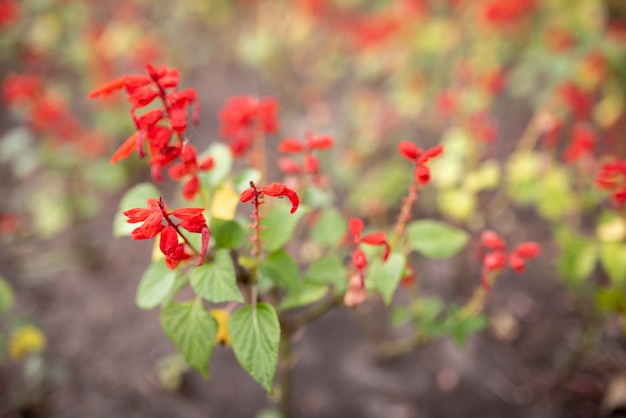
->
[[600, 242, 626, 285], [407, 220, 468, 259], [279, 283, 328, 311], [259, 250, 300, 291], [191, 249, 243, 303], [310, 208, 346, 247], [260, 204, 308, 252], [304, 255, 347, 286], [113, 183, 160, 237], [161, 300, 217, 378], [211, 217, 245, 249], [229, 303, 280, 393], [136, 260, 178, 309], [365, 252, 405, 305]]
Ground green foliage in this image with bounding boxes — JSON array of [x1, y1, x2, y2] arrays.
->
[[259, 250, 300, 291], [599, 243, 626, 285], [366, 253, 405, 305], [310, 208, 346, 247], [191, 249, 244, 303], [0, 278, 14, 313], [161, 300, 218, 378], [304, 255, 347, 288], [555, 227, 597, 287], [229, 303, 280, 393], [260, 204, 308, 253], [407, 220, 469, 259], [136, 260, 178, 310], [210, 218, 246, 249]]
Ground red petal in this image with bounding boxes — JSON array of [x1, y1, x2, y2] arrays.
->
[[110, 133, 138, 165], [278, 138, 304, 153], [171, 208, 205, 219], [199, 156, 214, 170], [352, 247, 367, 270], [398, 141, 421, 161], [361, 232, 386, 245], [348, 218, 363, 239], [508, 253, 525, 273], [262, 182, 286, 196], [481, 230, 506, 251], [182, 176, 199, 200], [513, 242, 541, 259], [415, 165, 430, 185], [483, 251, 507, 271], [278, 157, 300, 174], [307, 134, 334, 150], [123, 207, 154, 223], [420, 145, 444, 162], [283, 187, 300, 214], [160, 225, 179, 256], [88, 76, 126, 99], [240, 187, 256, 202], [304, 155, 319, 174]]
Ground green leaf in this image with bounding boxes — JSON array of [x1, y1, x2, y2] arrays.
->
[[304, 255, 347, 287], [449, 315, 488, 347], [229, 303, 280, 393], [437, 189, 476, 222], [259, 250, 300, 291], [600, 242, 626, 285], [0, 277, 14, 312], [136, 260, 178, 310], [407, 220, 469, 259], [113, 183, 160, 237], [260, 204, 307, 252], [365, 252, 405, 305], [310, 208, 346, 247], [160, 300, 218, 378], [556, 228, 597, 287], [279, 283, 328, 311], [210, 218, 245, 249], [390, 306, 412, 327], [596, 287, 626, 313], [190, 249, 243, 303]]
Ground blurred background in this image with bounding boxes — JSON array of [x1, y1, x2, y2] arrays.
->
[[1, 0, 626, 417]]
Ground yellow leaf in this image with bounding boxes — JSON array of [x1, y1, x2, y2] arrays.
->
[[210, 182, 239, 220], [210, 309, 231, 347], [9, 325, 46, 361]]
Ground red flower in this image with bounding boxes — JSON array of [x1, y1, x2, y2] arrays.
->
[[219, 96, 278, 157], [558, 82, 591, 121], [596, 160, 626, 207], [563, 123, 596, 163], [277, 133, 335, 186], [479, 230, 540, 290], [167, 142, 214, 200], [348, 218, 390, 271], [123, 197, 210, 269], [240, 182, 300, 214], [398, 141, 444, 185]]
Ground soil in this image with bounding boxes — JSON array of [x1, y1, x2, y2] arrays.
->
[[1, 65, 625, 418]]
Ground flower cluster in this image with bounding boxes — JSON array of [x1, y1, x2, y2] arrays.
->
[[218, 96, 278, 157], [2, 73, 108, 157], [398, 141, 444, 185], [89, 64, 209, 199], [278, 133, 334, 186], [123, 197, 209, 269], [345, 218, 390, 307], [480, 230, 541, 291], [563, 122, 596, 163], [596, 160, 626, 207]]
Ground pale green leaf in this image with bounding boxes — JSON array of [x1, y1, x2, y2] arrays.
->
[[190, 249, 243, 303], [365, 252, 405, 305], [161, 300, 217, 378], [259, 250, 300, 291], [280, 283, 328, 311], [310, 208, 346, 247], [136, 259, 178, 309], [600, 242, 626, 285], [407, 220, 468, 259], [0, 277, 14, 312], [229, 303, 280, 393], [260, 204, 308, 252]]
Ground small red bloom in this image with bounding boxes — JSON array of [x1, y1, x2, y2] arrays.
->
[[123, 197, 209, 269], [398, 141, 444, 185], [563, 123, 596, 163]]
